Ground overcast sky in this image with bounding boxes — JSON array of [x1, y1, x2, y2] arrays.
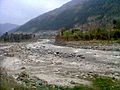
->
[[0, 0, 71, 25]]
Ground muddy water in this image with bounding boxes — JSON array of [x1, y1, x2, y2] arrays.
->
[[0, 39, 120, 86]]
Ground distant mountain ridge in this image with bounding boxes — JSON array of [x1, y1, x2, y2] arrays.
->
[[15, 0, 120, 33], [0, 23, 19, 34]]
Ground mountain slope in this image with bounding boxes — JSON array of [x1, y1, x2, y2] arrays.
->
[[15, 0, 120, 33], [0, 23, 19, 34]]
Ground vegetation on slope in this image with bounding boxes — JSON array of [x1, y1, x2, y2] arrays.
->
[[15, 0, 120, 32], [56, 19, 120, 42]]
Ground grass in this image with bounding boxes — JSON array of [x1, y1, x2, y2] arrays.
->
[[63, 76, 120, 90], [62, 85, 93, 90], [0, 75, 28, 90], [93, 76, 120, 90], [115, 39, 120, 43]]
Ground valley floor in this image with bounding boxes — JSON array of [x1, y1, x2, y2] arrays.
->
[[0, 39, 120, 89]]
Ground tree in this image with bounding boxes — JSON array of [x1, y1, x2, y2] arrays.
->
[[113, 19, 120, 29], [113, 19, 117, 29]]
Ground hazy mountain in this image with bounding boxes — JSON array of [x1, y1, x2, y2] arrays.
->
[[0, 23, 19, 34], [15, 0, 120, 33]]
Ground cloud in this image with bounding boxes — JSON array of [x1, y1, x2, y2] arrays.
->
[[0, 0, 71, 25]]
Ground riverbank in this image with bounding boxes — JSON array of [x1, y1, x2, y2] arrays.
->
[[55, 40, 120, 51]]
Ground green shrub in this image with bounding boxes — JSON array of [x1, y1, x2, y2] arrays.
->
[[93, 76, 120, 90], [58, 28, 120, 41]]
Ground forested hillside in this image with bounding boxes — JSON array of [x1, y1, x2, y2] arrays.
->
[[15, 0, 120, 33]]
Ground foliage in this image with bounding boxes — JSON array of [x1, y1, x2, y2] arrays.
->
[[93, 76, 120, 90], [58, 27, 120, 41], [0, 32, 35, 42], [0, 73, 29, 90], [114, 19, 120, 29]]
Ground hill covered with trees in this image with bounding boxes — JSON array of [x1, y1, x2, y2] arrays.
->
[[15, 0, 120, 33]]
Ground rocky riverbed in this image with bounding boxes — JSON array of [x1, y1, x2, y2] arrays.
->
[[0, 39, 120, 87], [55, 40, 120, 51]]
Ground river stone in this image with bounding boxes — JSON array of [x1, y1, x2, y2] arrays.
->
[[17, 71, 29, 81], [70, 80, 77, 84], [21, 67, 26, 70], [114, 73, 119, 76]]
